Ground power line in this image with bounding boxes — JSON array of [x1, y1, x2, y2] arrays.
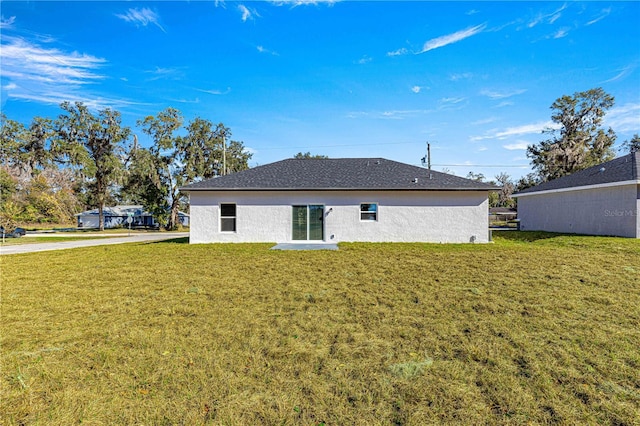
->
[[256, 140, 418, 151], [433, 164, 530, 168]]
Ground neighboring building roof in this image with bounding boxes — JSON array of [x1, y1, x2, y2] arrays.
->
[[180, 158, 497, 192], [489, 207, 517, 214], [515, 151, 640, 196], [76, 205, 189, 217]]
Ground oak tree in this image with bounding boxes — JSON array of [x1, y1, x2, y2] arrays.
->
[[56, 102, 130, 230], [527, 88, 616, 181]]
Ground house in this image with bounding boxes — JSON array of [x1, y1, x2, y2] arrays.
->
[[179, 158, 496, 244], [76, 205, 190, 229], [513, 151, 639, 238]]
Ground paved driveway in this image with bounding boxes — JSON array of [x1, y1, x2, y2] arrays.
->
[[0, 232, 189, 255]]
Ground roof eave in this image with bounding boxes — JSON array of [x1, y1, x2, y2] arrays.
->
[[513, 179, 640, 197], [181, 187, 494, 192]]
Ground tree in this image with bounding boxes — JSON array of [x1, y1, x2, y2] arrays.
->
[[527, 87, 616, 181], [138, 109, 252, 230], [55, 102, 130, 230], [466, 171, 485, 182], [137, 108, 184, 229], [514, 173, 540, 193], [621, 134, 640, 153], [21, 117, 54, 175], [493, 172, 515, 208], [294, 152, 328, 159], [121, 135, 169, 225], [0, 113, 25, 168]]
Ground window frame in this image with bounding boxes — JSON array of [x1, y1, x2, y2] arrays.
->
[[219, 203, 237, 233], [359, 202, 378, 222]]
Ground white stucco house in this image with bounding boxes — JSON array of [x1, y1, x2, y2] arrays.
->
[[514, 151, 640, 238], [180, 158, 496, 244], [76, 205, 189, 229]]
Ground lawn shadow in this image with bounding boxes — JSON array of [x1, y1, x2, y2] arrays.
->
[[492, 230, 576, 242], [150, 237, 190, 244]]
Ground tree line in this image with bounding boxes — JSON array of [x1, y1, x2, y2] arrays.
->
[[0, 103, 252, 230], [2, 88, 638, 229]]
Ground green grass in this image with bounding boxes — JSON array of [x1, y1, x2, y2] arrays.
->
[[1, 232, 639, 425]]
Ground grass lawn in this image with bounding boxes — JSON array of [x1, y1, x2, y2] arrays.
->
[[1, 232, 639, 425]]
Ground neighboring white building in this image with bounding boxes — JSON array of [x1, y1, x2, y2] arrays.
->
[[180, 158, 496, 244], [514, 152, 640, 238], [76, 205, 189, 229]]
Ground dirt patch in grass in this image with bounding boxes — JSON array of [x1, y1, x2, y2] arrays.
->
[[1, 234, 639, 424]]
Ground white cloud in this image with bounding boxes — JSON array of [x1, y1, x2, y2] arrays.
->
[[238, 5, 260, 22], [198, 87, 232, 95], [440, 97, 465, 105], [528, 4, 568, 28], [586, 8, 611, 26], [449, 72, 473, 81], [551, 28, 570, 39], [471, 121, 556, 141], [357, 55, 372, 65], [1, 35, 141, 109], [411, 86, 421, 94], [548, 13, 562, 25], [144, 67, 184, 81], [502, 142, 530, 150], [387, 47, 408, 57], [257, 45, 279, 56], [270, 0, 340, 7], [480, 88, 527, 100], [116, 8, 165, 32], [605, 103, 640, 133], [602, 63, 636, 83], [1, 36, 105, 86], [419, 24, 486, 53], [170, 97, 201, 104], [347, 109, 432, 120], [471, 117, 498, 125], [1, 15, 16, 29], [495, 101, 514, 108]]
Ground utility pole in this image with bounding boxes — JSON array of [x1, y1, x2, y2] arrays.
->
[[421, 142, 431, 170], [223, 137, 227, 176]]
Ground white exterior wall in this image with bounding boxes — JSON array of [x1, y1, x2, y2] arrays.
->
[[517, 184, 639, 238], [189, 190, 490, 243]]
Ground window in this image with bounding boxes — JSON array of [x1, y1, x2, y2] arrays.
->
[[220, 203, 236, 232], [360, 203, 378, 221]]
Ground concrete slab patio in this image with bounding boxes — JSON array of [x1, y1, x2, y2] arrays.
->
[[271, 243, 339, 251]]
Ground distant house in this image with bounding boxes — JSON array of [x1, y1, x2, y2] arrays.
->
[[180, 158, 497, 244], [76, 205, 189, 229], [514, 152, 639, 238], [489, 207, 517, 222]]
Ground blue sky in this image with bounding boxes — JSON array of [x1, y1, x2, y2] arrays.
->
[[1, 1, 639, 180]]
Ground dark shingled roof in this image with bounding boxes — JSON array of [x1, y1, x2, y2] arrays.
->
[[180, 158, 497, 192], [515, 151, 640, 195]]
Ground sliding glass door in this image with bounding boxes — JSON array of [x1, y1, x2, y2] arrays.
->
[[292, 205, 324, 241]]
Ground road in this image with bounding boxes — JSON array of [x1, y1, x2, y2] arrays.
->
[[0, 232, 189, 255]]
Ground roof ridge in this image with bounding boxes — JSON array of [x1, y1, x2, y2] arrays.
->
[[181, 157, 497, 191]]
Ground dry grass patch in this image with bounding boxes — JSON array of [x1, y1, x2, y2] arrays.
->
[[1, 233, 639, 425]]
